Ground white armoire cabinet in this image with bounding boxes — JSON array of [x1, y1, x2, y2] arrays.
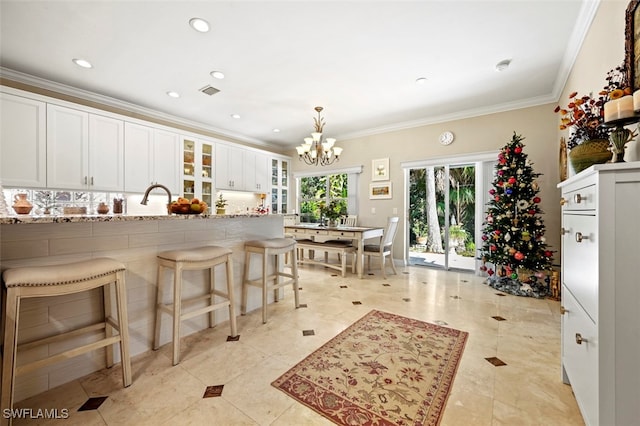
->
[[215, 143, 245, 190], [558, 163, 640, 426], [244, 150, 270, 192], [0, 92, 47, 188]]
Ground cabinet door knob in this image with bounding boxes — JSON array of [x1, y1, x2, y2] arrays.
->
[[560, 306, 567, 315], [575, 232, 589, 243], [561, 227, 569, 235], [573, 193, 583, 203], [575, 333, 586, 345], [560, 198, 568, 206]]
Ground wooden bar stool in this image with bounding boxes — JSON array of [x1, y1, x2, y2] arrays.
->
[[153, 246, 237, 366], [1, 258, 132, 420], [241, 238, 300, 324]]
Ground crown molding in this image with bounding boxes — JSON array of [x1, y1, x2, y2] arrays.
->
[[335, 93, 558, 142], [0, 67, 270, 148]]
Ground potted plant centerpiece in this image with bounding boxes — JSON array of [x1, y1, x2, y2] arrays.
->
[[320, 200, 347, 227], [554, 64, 630, 173], [215, 194, 228, 215]]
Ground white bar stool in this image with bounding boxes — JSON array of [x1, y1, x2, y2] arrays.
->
[[1, 258, 131, 422], [241, 238, 300, 324], [153, 246, 237, 366]]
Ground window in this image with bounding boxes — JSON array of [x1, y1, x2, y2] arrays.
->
[[294, 166, 362, 224], [299, 174, 347, 223]]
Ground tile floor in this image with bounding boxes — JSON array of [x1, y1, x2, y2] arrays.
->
[[11, 264, 585, 425]]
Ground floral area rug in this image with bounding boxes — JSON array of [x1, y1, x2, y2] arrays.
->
[[272, 310, 468, 425]]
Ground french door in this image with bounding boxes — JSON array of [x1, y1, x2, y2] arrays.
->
[[403, 153, 496, 273]]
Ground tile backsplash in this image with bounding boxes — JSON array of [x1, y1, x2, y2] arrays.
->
[[1, 188, 268, 216], [1, 188, 125, 215]]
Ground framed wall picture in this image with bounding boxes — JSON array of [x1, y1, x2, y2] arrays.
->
[[625, 0, 640, 90], [371, 158, 389, 181], [369, 182, 392, 199]]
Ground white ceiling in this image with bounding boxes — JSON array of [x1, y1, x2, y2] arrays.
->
[[0, 1, 595, 150]]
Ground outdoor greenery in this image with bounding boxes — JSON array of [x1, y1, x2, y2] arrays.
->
[[300, 173, 348, 223], [409, 166, 475, 255]]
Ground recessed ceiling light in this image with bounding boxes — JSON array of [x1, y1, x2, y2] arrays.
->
[[189, 18, 210, 33], [72, 58, 93, 69], [210, 71, 225, 79], [273, 128, 280, 133], [415, 77, 427, 85], [166, 91, 180, 98], [495, 59, 511, 72], [231, 114, 241, 119]]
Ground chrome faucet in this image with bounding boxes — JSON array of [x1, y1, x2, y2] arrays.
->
[[140, 183, 172, 208]]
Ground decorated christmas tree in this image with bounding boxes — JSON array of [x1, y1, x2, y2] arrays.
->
[[480, 132, 554, 297]]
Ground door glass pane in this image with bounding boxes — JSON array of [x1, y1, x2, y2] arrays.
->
[[448, 165, 476, 271], [271, 188, 278, 213], [183, 179, 194, 198], [272, 159, 278, 186], [202, 143, 212, 180], [281, 161, 288, 186], [183, 140, 195, 177], [202, 181, 212, 206], [281, 189, 287, 213]]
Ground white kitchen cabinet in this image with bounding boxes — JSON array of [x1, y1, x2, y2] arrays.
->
[[215, 143, 244, 190], [47, 105, 124, 191], [270, 157, 289, 214], [244, 150, 270, 192], [0, 92, 47, 188], [558, 163, 640, 426], [88, 114, 124, 191], [46, 105, 124, 191], [182, 137, 213, 206], [124, 122, 179, 194]]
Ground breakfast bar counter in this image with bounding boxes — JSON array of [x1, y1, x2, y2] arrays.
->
[[0, 213, 284, 402]]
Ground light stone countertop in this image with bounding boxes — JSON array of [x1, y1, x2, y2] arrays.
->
[[0, 212, 275, 225]]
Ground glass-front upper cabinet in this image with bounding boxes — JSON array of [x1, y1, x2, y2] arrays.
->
[[182, 137, 214, 207], [271, 158, 289, 214]]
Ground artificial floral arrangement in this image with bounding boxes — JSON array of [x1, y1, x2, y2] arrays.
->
[[554, 63, 630, 149]]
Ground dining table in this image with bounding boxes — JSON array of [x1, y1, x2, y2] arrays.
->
[[284, 223, 384, 278]]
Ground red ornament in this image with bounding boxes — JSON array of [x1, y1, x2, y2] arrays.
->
[[514, 251, 524, 260], [544, 250, 553, 258], [480, 265, 487, 271], [494, 230, 501, 235], [528, 209, 536, 215], [508, 177, 516, 184], [482, 234, 488, 241], [489, 189, 496, 195], [497, 181, 504, 187], [514, 146, 522, 154], [494, 195, 500, 202], [487, 269, 494, 276], [490, 244, 497, 251], [533, 196, 541, 203]]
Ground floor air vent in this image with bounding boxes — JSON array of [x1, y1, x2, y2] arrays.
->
[[199, 85, 220, 96]]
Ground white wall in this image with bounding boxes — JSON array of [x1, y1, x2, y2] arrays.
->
[[292, 0, 634, 268]]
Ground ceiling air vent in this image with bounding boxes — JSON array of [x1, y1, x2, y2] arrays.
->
[[199, 85, 220, 96]]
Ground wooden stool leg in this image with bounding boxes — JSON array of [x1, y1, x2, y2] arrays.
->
[[103, 284, 114, 368], [1, 288, 20, 422], [153, 263, 165, 350], [172, 263, 183, 366], [226, 254, 238, 337], [114, 270, 132, 387], [291, 246, 300, 308], [208, 266, 216, 328], [241, 251, 250, 315], [261, 250, 268, 324], [273, 253, 280, 302]]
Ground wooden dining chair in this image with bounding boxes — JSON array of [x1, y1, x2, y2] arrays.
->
[[364, 216, 399, 279]]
